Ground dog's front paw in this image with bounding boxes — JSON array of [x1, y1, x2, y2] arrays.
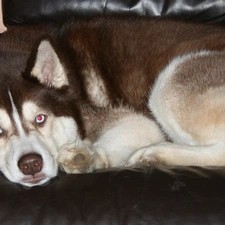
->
[[59, 146, 94, 173], [126, 143, 169, 167]]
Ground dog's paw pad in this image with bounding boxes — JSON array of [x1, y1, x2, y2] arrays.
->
[[59, 148, 93, 174], [74, 153, 86, 162]]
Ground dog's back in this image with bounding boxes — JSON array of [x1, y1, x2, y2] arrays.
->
[[3, 17, 225, 112], [58, 18, 225, 112]]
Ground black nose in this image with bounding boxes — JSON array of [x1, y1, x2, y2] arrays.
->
[[18, 153, 43, 175]]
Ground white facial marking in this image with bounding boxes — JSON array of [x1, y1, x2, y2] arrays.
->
[[0, 108, 11, 131], [0, 109, 12, 147], [8, 90, 26, 137]]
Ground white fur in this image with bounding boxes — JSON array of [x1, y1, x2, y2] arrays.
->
[[0, 109, 11, 135], [31, 40, 69, 88], [83, 67, 109, 107], [92, 114, 164, 168], [150, 51, 214, 144], [127, 142, 225, 166]]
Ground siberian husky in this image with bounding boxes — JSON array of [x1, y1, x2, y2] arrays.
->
[[1, 17, 225, 187]]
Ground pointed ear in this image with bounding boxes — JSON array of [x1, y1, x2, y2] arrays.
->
[[30, 40, 69, 88]]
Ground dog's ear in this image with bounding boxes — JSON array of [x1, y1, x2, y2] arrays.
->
[[29, 39, 69, 89]]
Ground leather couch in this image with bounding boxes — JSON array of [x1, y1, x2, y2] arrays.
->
[[2, 1, 225, 224]]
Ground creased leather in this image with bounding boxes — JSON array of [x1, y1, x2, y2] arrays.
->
[[2, 0, 225, 26], [0, 168, 225, 225]]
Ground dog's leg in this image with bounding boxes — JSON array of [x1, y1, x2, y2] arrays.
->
[[88, 114, 165, 169], [58, 138, 114, 173], [127, 142, 225, 167], [59, 113, 165, 173], [58, 143, 118, 173]]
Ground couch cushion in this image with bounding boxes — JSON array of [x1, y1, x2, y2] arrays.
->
[[0, 167, 225, 224]]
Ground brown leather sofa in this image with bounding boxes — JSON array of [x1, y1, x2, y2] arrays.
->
[[1, 1, 225, 224]]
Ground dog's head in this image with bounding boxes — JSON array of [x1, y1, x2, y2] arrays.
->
[[0, 37, 84, 187]]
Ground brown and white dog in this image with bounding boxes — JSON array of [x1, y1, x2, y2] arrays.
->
[[1, 17, 225, 187]]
